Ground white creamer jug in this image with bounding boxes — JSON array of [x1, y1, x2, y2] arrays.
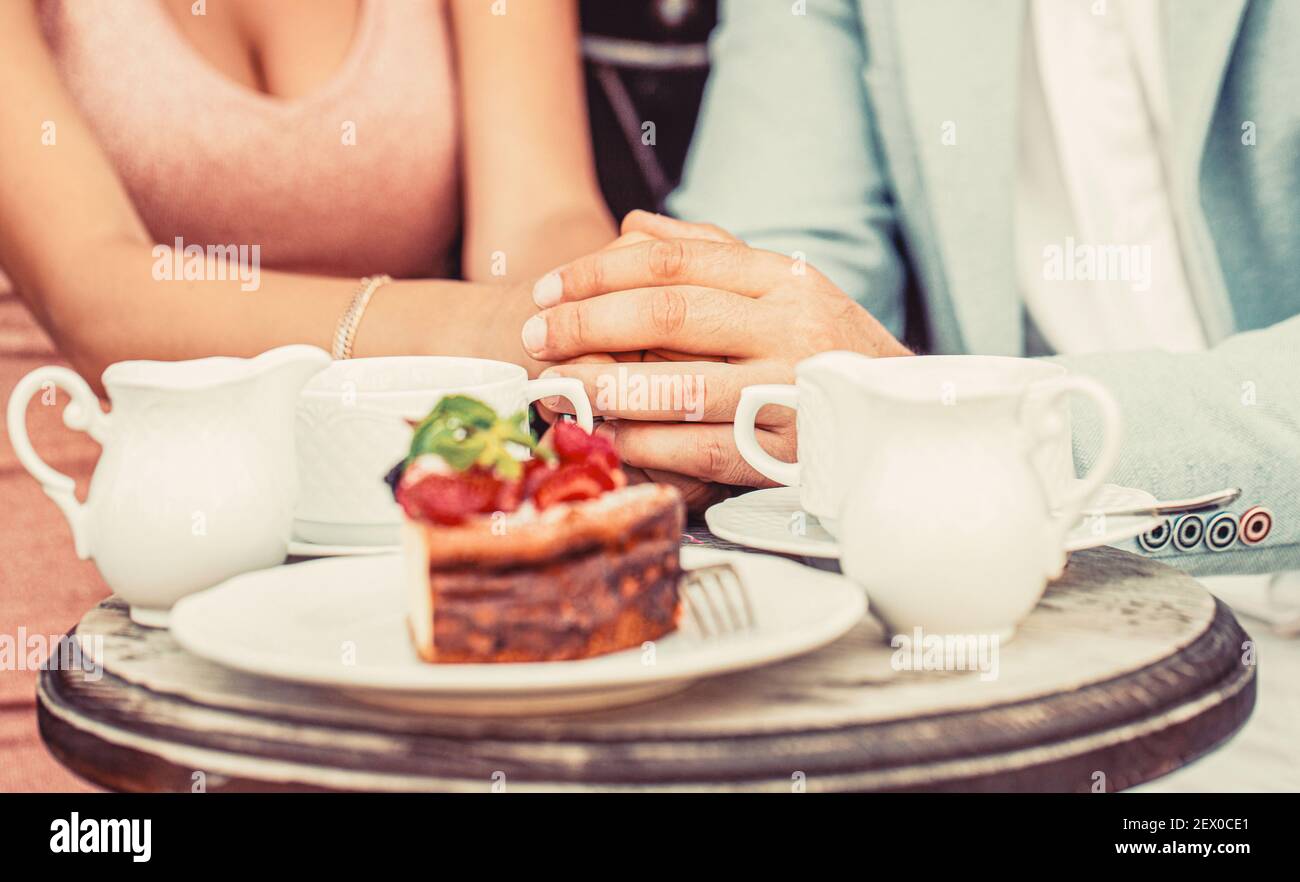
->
[[835, 356, 1122, 640], [7, 345, 331, 625]]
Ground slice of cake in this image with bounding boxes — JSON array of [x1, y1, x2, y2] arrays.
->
[[389, 397, 684, 663]]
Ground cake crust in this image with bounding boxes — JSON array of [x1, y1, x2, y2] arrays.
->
[[408, 484, 685, 663], [413, 483, 683, 569]]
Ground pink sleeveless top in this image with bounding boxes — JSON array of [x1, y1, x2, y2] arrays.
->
[[38, 0, 461, 279]]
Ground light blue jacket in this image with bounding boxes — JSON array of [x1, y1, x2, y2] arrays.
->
[[670, 0, 1300, 576]]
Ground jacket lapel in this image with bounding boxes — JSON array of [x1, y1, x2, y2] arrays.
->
[[1165, 0, 1249, 341], [1166, 0, 1248, 176], [866, 0, 1249, 351]]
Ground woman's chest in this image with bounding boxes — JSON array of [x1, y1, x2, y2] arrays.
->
[[155, 0, 364, 101], [40, 0, 461, 279]]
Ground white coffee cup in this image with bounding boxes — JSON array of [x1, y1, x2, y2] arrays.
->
[[734, 352, 1079, 537], [295, 356, 592, 546]]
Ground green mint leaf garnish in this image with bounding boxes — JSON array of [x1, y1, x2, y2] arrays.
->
[[404, 397, 542, 478], [431, 395, 498, 429]]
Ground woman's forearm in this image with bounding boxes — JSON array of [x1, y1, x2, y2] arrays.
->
[[523, 206, 619, 271], [352, 274, 546, 376], [462, 204, 617, 283], [29, 238, 542, 391], [451, 0, 615, 285]]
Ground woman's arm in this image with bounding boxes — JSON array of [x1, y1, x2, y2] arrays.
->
[[450, 0, 615, 283], [0, 1, 543, 391]]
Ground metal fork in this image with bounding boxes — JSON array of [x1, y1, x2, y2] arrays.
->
[[679, 563, 755, 638]]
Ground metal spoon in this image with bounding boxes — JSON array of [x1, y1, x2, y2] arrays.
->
[[1082, 487, 1242, 519]]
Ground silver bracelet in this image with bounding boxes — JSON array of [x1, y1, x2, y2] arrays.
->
[[331, 274, 391, 360]]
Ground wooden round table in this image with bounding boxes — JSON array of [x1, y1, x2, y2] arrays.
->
[[38, 541, 1256, 792]]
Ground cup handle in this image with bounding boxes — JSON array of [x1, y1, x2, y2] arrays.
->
[[525, 376, 594, 432], [1021, 375, 1123, 569], [6, 366, 109, 559], [734, 384, 801, 487]]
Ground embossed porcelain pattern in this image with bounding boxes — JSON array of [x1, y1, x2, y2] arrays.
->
[[7, 345, 332, 626], [295, 356, 593, 546]]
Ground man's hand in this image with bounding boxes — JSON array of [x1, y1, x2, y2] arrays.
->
[[522, 213, 909, 509]]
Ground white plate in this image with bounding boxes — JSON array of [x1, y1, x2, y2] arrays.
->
[[704, 485, 1166, 560], [286, 540, 400, 558], [169, 546, 867, 715]]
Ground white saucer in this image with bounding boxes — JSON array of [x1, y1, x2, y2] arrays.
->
[[704, 485, 1166, 560], [287, 540, 400, 558], [169, 546, 867, 716]]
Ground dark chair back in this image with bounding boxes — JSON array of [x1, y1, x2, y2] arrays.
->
[[580, 0, 718, 218]]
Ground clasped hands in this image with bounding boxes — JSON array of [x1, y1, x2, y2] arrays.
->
[[524, 211, 910, 511]]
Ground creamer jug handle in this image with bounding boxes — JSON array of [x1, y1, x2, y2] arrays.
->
[[6, 367, 108, 559], [1020, 374, 1123, 577]]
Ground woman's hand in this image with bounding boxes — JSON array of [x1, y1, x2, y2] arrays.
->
[[523, 214, 909, 508]]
